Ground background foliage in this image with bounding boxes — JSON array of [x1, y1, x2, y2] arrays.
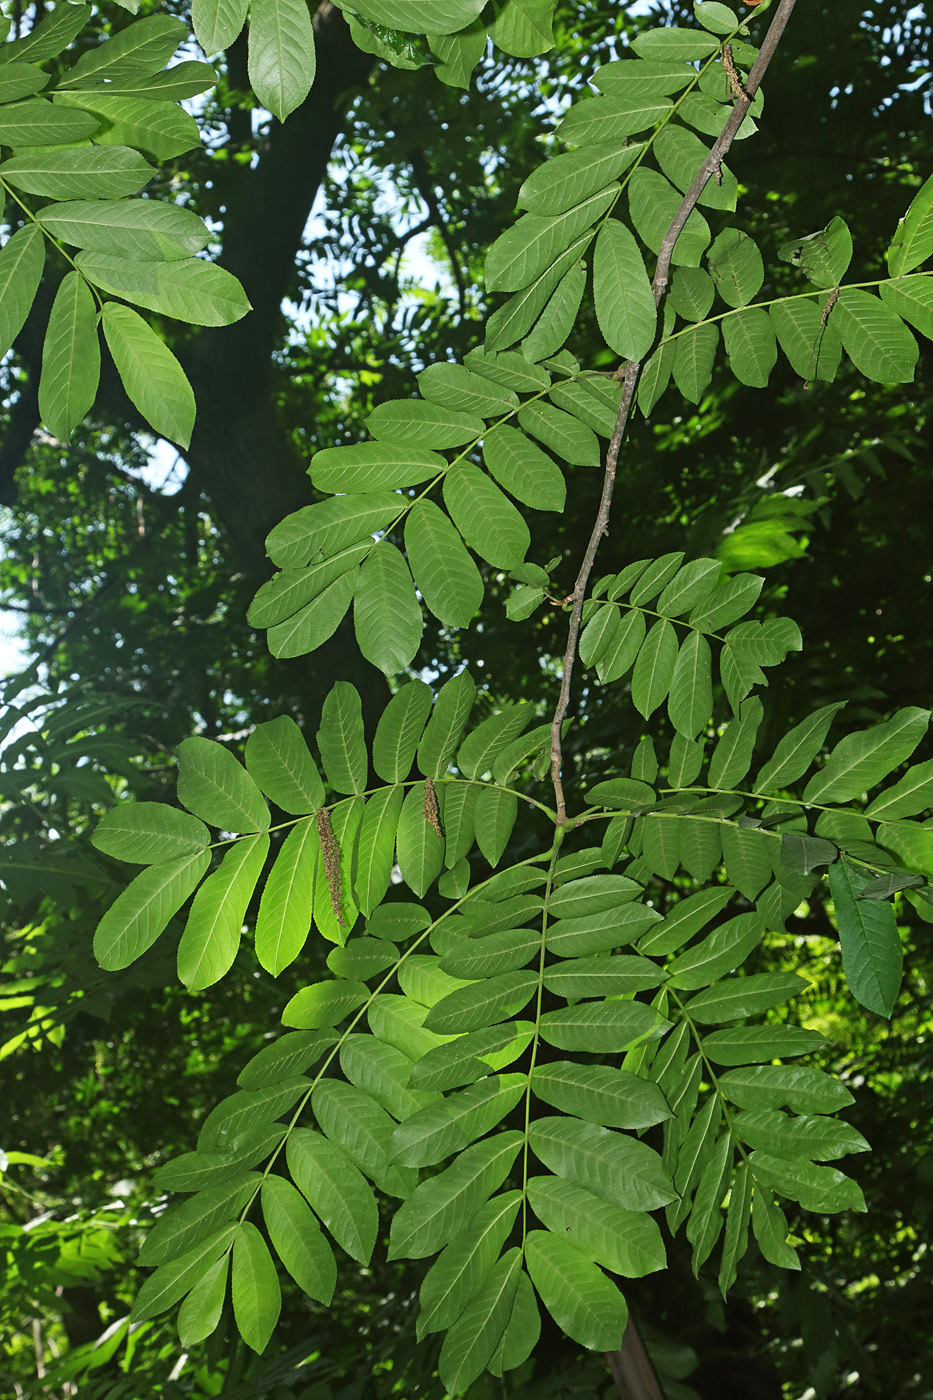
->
[[0, 0, 931, 1397]]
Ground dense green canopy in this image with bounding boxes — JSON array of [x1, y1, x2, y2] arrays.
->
[[0, 0, 931, 1396]]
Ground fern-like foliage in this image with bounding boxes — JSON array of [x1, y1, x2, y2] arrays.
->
[[84, 0, 933, 1383]]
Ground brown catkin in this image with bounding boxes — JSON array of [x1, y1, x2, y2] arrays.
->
[[720, 43, 748, 101], [423, 778, 443, 838], [316, 807, 345, 926]]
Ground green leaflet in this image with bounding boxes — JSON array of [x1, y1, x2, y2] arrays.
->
[[317, 682, 367, 795], [440, 925, 541, 978], [261, 1176, 336, 1304], [543, 952, 665, 1000], [667, 630, 712, 739], [390, 1074, 526, 1167], [548, 873, 642, 919], [517, 401, 600, 467], [287, 1127, 378, 1264], [457, 703, 535, 778], [354, 543, 422, 675], [77, 252, 249, 327], [177, 1254, 228, 1346], [488, 0, 555, 57], [353, 786, 403, 916], [545, 902, 661, 956], [373, 680, 433, 783], [0, 146, 155, 199], [101, 302, 194, 447], [313, 1079, 414, 1196], [419, 361, 518, 415], [779, 216, 853, 289], [197, 1079, 308, 1153], [672, 320, 719, 402], [93, 801, 209, 865], [486, 184, 618, 294], [628, 168, 712, 267], [177, 735, 269, 832], [539, 996, 667, 1054], [522, 263, 586, 359], [827, 861, 903, 1018], [418, 670, 476, 779], [340, 1033, 435, 1121], [666, 911, 762, 991], [255, 818, 317, 974], [880, 275, 933, 343], [718, 1161, 751, 1296], [518, 142, 642, 217], [93, 849, 211, 971], [669, 267, 715, 322], [831, 288, 917, 383], [59, 14, 185, 80], [139, 1171, 259, 1266], [754, 703, 844, 794], [247, 0, 316, 123], [265, 492, 400, 570], [557, 93, 672, 147], [750, 1153, 866, 1214], [388, 1132, 523, 1260], [405, 499, 484, 628], [531, 1060, 670, 1129], [631, 619, 678, 718], [439, 1248, 522, 1394], [708, 696, 763, 789], [245, 715, 324, 815], [683, 971, 806, 1025], [132, 1223, 238, 1323], [526, 1176, 665, 1277], [248, 549, 367, 629], [722, 306, 777, 387], [238, 1029, 335, 1090], [707, 228, 764, 308], [396, 784, 444, 896], [443, 464, 530, 568], [38, 271, 99, 443], [803, 706, 928, 804], [178, 833, 269, 991], [593, 220, 657, 360], [3, 2, 92, 63], [630, 25, 719, 60], [732, 1108, 869, 1162], [192, 0, 248, 52], [485, 233, 596, 350], [752, 1188, 801, 1269], [429, 22, 486, 88], [525, 1231, 627, 1352], [702, 1025, 827, 1066], [770, 298, 842, 383], [310, 440, 445, 492], [345, 0, 485, 35], [0, 226, 44, 362], [865, 756, 933, 821], [54, 92, 200, 161], [654, 123, 738, 211], [367, 398, 485, 447], [718, 1064, 854, 1115], [529, 1116, 676, 1212], [424, 970, 538, 1034], [483, 423, 567, 510], [232, 1221, 281, 1353], [886, 171, 933, 275], [417, 1191, 522, 1338], [0, 95, 97, 143]]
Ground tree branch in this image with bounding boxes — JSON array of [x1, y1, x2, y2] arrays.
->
[[549, 0, 799, 822]]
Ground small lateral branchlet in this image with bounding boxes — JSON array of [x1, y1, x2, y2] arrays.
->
[[423, 778, 443, 838], [316, 807, 345, 926]]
